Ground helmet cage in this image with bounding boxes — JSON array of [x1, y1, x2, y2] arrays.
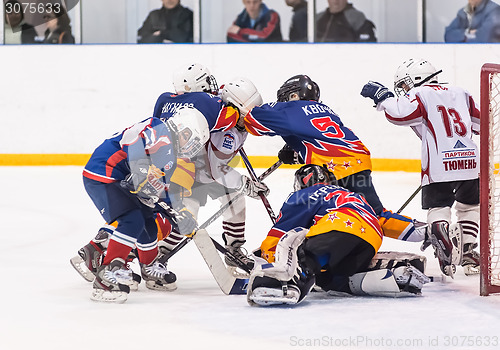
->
[[394, 75, 414, 97], [293, 164, 335, 191], [178, 131, 204, 159]]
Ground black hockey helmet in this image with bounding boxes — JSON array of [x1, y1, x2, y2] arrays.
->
[[276, 75, 320, 102], [293, 164, 336, 191]]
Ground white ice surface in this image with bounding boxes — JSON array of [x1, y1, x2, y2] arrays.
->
[[1, 167, 500, 350]]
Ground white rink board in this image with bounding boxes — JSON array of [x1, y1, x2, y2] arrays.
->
[[0, 43, 494, 159]]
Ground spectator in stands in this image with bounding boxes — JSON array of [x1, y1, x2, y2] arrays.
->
[[316, 0, 376, 42], [445, 0, 500, 42], [227, 0, 283, 42], [43, 6, 75, 44], [137, 0, 193, 43], [285, 0, 308, 42], [4, 0, 38, 44]]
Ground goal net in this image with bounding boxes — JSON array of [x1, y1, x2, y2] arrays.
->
[[480, 63, 500, 296]]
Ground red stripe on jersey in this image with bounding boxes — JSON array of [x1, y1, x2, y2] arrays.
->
[[106, 149, 127, 178], [385, 97, 425, 124], [82, 169, 117, 183], [213, 107, 238, 132], [267, 227, 286, 239], [469, 95, 480, 122], [244, 112, 274, 136], [176, 160, 196, 178]]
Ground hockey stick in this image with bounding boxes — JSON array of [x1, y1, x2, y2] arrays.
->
[[414, 70, 443, 88], [158, 159, 282, 264], [192, 229, 249, 294], [156, 202, 251, 272], [239, 148, 277, 224], [396, 185, 422, 214]]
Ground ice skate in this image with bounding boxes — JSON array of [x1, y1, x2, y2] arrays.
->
[[140, 253, 177, 291], [70, 241, 105, 282], [462, 243, 480, 276], [428, 221, 461, 278], [91, 258, 133, 303], [225, 241, 255, 276]]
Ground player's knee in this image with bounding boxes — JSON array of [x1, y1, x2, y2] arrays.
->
[[116, 209, 146, 236], [427, 206, 451, 224]]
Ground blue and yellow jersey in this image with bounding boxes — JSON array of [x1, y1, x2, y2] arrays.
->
[[244, 100, 372, 180], [83, 117, 176, 184], [260, 184, 383, 263], [153, 91, 239, 133]]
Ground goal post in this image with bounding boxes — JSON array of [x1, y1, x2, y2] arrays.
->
[[480, 63, 500, 296]]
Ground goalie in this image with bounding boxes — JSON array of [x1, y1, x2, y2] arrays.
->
[[247, 164, 430, 306]]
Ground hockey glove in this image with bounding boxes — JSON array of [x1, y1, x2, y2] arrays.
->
[[278, 144, 304, 165], [175, 208, 197, 235], [238, 175, 270, 199], [121, 163, 166, 208], [360, 81, 395, 105]]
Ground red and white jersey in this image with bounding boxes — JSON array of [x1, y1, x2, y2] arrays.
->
[[197, 128, 247, 189], [378, 84, 480, 185]]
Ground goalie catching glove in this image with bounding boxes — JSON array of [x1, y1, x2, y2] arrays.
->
[[121, 160, 166, 208], [360, 81, 395, 105], [278, 144, 304, 165], [238, 175, 270, 199]]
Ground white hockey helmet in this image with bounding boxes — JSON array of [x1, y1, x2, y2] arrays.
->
[[167, 106, 210, 159], [394, 58, 439, 96], [172, 63, 218, 95], [220, 77, 263, 116]]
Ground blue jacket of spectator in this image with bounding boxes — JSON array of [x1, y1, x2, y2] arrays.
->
[[445, 0, 500, 42], [227, 2, 282, 42]]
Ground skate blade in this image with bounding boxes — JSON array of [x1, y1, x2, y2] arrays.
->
[[443, 265, 456, 279], [463, 264, 480, 276], [70, 255, 95, 282], [226, 266, 250, 278], [90, 289, 128, 303], [145, 280, 177, 291]]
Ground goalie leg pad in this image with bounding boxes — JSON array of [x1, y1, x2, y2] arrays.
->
[[369, 251, 427, 274], [349, 268, 426, 297], [349, 269, 400, 297]]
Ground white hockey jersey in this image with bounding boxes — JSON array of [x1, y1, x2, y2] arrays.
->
[[378, 84, 480, 185], [197, 128, 247, 189]]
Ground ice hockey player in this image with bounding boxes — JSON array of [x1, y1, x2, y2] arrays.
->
[[155, 63, 269, 269], [82, 106, 209, 303], [247, 164, 430, 306], [360, 58, 480, 277], [153, 63, 239, 132], [181, 76, 269, 271], [243, 74, 428, 249], [71, 65, 268, 284]]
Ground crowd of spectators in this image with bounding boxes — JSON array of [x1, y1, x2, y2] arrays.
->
[[4, 0, 500, 44]]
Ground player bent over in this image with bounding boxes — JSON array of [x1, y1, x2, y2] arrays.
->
[[243, 75, 428, 248], [361, 58, 480, 277], [247, 164, 430, 306], [82, 106, 209, 303], [156, 65, 268, 270]]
